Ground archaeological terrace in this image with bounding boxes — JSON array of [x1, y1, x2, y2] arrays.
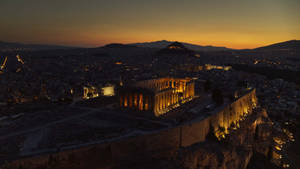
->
[[119, 77, 195, 116]]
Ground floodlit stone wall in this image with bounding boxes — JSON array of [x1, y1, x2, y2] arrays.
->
[[4, 89, 257, 169], [181, 117, 211, 147]]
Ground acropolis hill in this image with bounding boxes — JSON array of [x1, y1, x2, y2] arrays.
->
[[2, 88, 275, 169]]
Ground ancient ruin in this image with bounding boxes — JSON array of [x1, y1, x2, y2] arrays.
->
[[119, 77, 195, 116]]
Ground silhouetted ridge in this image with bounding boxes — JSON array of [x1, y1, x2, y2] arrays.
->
[[104, 43, 138, 48], [166, 41, 187, 50], [129, 40, 230, 51], [158, 42, 193, 54], [255, 40, 300, 50]]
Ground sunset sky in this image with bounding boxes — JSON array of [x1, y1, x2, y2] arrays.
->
[[1, 0, 299, 49]]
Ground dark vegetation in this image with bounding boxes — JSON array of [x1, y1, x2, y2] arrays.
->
[[212, 88, 224, 105], [231, 64, 300, 84]]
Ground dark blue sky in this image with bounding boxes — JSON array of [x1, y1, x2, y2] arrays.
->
[[1, 0, 299, 48]]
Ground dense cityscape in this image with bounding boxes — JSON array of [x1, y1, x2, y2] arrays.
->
[[1, 0, 300, 168], [0, 40, 299, 169]]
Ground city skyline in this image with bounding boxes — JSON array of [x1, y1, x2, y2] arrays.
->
[[1, 0, 300, 49]]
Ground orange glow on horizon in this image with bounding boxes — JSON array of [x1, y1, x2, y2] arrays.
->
[[10, 36, 297, 50], [1, 0, 299, 49], [38, 33, 297, 49]]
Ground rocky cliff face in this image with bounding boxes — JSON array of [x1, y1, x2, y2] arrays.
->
[[175, 109, 274, 169], [178, 144, 252, 169], [111, 108, 275, 169]]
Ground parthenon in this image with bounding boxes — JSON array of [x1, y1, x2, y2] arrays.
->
[[119, 77, 195, 116]]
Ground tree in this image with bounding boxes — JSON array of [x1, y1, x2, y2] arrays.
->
[[237, 80, 247, 88], [212, 88, 224, 105], [228, 94, 235, 102], [204, 80, 211, 92], [206, 124, 218, 142], [267, 145, 273, 161], [254, 125, 259, 140], [218, 126, 225, 133]]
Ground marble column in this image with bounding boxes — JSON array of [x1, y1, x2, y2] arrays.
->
[[145, 95, 147, 110], [162, 93, 165, 109], [158, 95, 161, 111], [139, 94, 143, 110], [172, 94, 175, 104], [124, 94, 128, 107], [168, 92, 171, 106], [134, 93, 138, 109], [166, 92, 169, 107], [137, 93, 140, 110], [163, 93, 166, 109], [155, 95, 158, 112]]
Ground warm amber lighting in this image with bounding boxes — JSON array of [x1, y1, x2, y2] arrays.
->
[[275, 145, 281, 151], [204, 64, 231, 71], [83, 86, 99, 99], [124, 95, 128, 107], [102, 86, 115, 96], [145, 96, 149, 110], [139, 94, 143, 110], [0, 56, 7, 70], [120, 78, 195, 117], [168, 46, 181, 49], [134, 94, 138, 107], [16, 54, 25, 64], [273, 137, 285, 145]]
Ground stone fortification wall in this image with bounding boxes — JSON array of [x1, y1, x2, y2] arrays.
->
[[181, 89, 257, 147], [4, 89, 257, 169]]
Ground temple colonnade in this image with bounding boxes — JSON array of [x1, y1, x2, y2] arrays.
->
[[119, 78, 195, 116]]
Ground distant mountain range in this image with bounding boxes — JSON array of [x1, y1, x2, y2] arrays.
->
[[1, 39, 299, 52], [0, 41, 76, 52], [254, 40, 300, 51], [128, 40, 230, 51]]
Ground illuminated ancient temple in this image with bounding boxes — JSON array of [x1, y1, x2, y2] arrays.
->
[[119, 77, 195, 116]]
